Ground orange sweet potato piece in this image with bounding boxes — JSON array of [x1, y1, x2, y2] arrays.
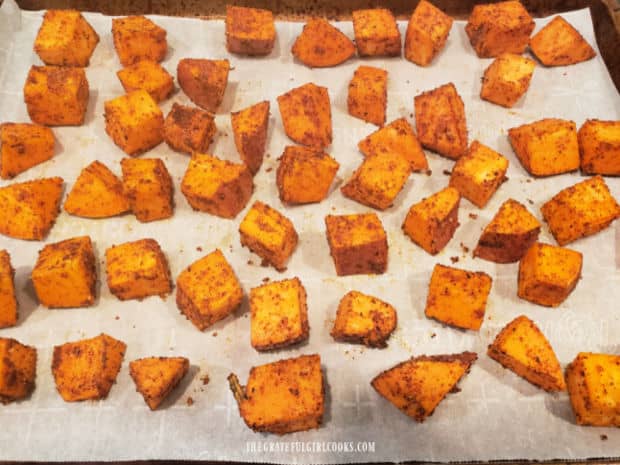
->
[[231, 101, 270, 174], [112, 16, 167, 66], [529, 16, 595, 66], [292, 18, 355, 67], [225, 5, 275, 56], [405, 0, 453, 66], [177, 59, 229, 113], [0, 123, 55, 179]]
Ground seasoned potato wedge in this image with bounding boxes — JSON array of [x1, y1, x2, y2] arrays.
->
[[129, 357, 189, 410], [225, 5, 275, 56], [163, 103, 216, 155], [117, 60, 174, 102], [347, 65, 387, 126], [121, 158, 173, 223], [112, 16, 167, 66], [0, 251, 17, 329], [405, 0, 453, 66], [292, 18, 355, 67], [231, 100, 270, 174], [352, 9, 401, 57], [480, 53, 535, 108], [0, 338, 36, 403], [529, 16, 595, 66], [0, 123, 55, 179], [177, 58, 229, 113], [578, 119, 620, 175]]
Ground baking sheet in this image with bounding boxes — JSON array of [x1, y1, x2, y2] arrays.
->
[[1, 0, 620, 462]]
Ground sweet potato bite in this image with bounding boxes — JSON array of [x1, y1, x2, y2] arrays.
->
[[0, 123, 55, 179], [292, 18, 355, 67], [0, 338, 36, 403], [112, 16, 167, 66], [352, 8, 401, 57], [529, 16, 596, 66], [177, 59, 230, 113], [578, 119, 620, 175], [117, 60, 174, 103], [231, 100, 270, 174], [121, 158, 173, 223], [163, 103, 216, 155], [480, 53, 535, 108], [405, 0, 453, 66], [225, 6, 275, 56], [0, 251, 17, 329], [130, 357, 190, 410]]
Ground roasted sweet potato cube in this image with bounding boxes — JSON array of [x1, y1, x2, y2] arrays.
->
[[292, 18, 355, 67], [228, 354, 324, 434], [105, 238, 171, 301], [231, 100, 270, 174], [163, 103, 216, 155], [0, 338, 36, 403], [117, 60, 173, 103], [225, 5, 275, 56], [405, 0, 453, 66], [121, 158, 173, 223], [371, 352, 476, 422], [0, 251, 17, 329], [112, 16, 167, 66], [474, 199, 540, 263], [176, 249, 243, 331], [566, 352, 620, 426], [276, 145, 339, 205], [52, 333, 126, 402], [579, 119, 620, 175], [449, 140, 508, 208], [425, 264, 492, 331], [402, 186, 460, 255], [34, 9, 99, 67], [177, 59, 229, 113], [347, 65, 387, 126], [239, 201, 298, 271], [0, 122, 55, 179], [530, 16, 596, 66], [181, 153, 253, 219], [325, 213, 388, 276], [0, 177, 63, 241], [465, 1, 535, 58], [129, 356, 189, 410], [24, 65, 89, 126], [480, 53, 535, 108], [541, 176, 620, 245], [32, 236, 96, 308], [352, 9, 401, 57], [414, 83, 468, 159], [488, 315, 565, 391], [250, 277, 308, 351], [331, 290, 397, 348]]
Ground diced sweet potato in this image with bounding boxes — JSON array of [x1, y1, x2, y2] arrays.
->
[[371, 352, 477, 422], [325, 213, 388, 276], [465, 1, 535, 58], [121, 157, 173, 223], [250, 277, 308, 351], [231, 100, 270, 174], [117, 60, 174, 103], [347, 65, 387, 126], [292, 18, 355, 67], [129, 356, 189, 410], [24, 65, 89, 126], [0, 177, 63, 241], [529, 16, 596, 66], [177, 59, 230, 113], [425, 264, 492, 331], [52, 333, 126, 402], [480, 53, 535, 108], [181, 153, 253, 219], [32, 236, 96, 308], [176, 249, 244, 331], [405, 0, 453, 66], [163, 103, 216, 155], [0, 251, 17, 329], [0, 338, 36, 403], [474, 199, 540, 263], [579, 119, 620, 175], [225, 5, 275, 56], [277, 82, 332, 149], [276, 145, 339, 205], [402, 186, 460, 255], [112, 16, 167, 66], [488, 315, 565, 391], [228, 354, 324, 434], [541, 176, 620, 245], [414, 83, 468, 159], [352, 8, 401, 57], [0, 122, 55, 179], [105, 238, 171, 301]]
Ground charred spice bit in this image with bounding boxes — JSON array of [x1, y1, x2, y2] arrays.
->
[[186, 396, 194, 406], [460, 242, 470, 253], [450, 256, 459, 264], [262, 277, 270, 283], [247, 259, 254, 266], [468, 213, 478, 219], [430, 332, 436, 338], [443, 169, 451, 176], [527, 199, 534, 205], [601, 435, 608, 441], [196, 246, 203, 252], [114, 315, 120, 320], [201, 374, 210, 385], [212, 331, 218, 337]]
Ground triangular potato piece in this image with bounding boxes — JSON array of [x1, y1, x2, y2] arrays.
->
[[529, 16, 595, 66], [371, 352, 477, 422], [129, 356, 190, 410], [231, 101, 270, 175], [64, 161, 130, 218], [488, 315, 565, 391], [292, 18, 355, 68], [177, 58, 230, 112]]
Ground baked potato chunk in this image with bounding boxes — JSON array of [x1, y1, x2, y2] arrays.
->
[[0, 251, 17, 329], [117, 60, 174, 103], [163, 103, 216, 155], [292, 18, 355, 67], [231, 100, 270, 175], [405, 0, 453, 66], [225, 5, 275, 56], [0, 122, 55, 179], [352, 8, 401, 57], [177, 58, 230, 113], [529, 16, 596, 66], [121, 157, 173, 223], [347, 65, 387, 126], [578, 119, 620, 175], [0, 338, 36, 403], [129, 356, 190, 410], [112, 16, 167, 66], [480, 53, 535, 108]]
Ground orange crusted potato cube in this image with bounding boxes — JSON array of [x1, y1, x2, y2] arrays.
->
[[117, 60, 174, 103], [488, 315, 565, 391], [0, 177, 63, 241], [474, 199, 540, 263], [352, 9, 401, 57], [0, 338, 36, 403], [449, 140, 509, 208], [331, 290, 397, 348], [0, 251, 17, 329], [163, 103, 216, 155], [541, 176, 620, 245], [465, 1, 535, 58], [129, 356, 189, 410], [292, 18, 355, 67], [325, 213, 388, 276], [402, 186, 460, 255], [228, 354, 324, 434], [425, 264, 492, 331], [32, 236, 96, 309], [277, 82, 332, 149], [347, 65, 387, 126], [530, 16, 595, 66], [105, 238, 171, 301], [371, 352, 476, 422], [276, 145, 339, 205], [250, 277, 308, 351], [177, 58, 229, 113], [176, 249, 243, 331], [24, 65, 89, 126], [405, 0, 453, 66], [414, 83, 468, 159], [52, 333, 126, 402], [181, 153, 253, 219], [226, 6, 275, 56], [480, 53, 535, 108], [0, 122, 55, 179], [231, 100, 270, 174], [579, 119, 620, 175], [112, 16, 167, 66], [121, 158, 173, 223]]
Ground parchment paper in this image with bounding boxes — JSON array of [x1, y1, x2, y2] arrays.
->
[[1, 1, 620, 462]]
